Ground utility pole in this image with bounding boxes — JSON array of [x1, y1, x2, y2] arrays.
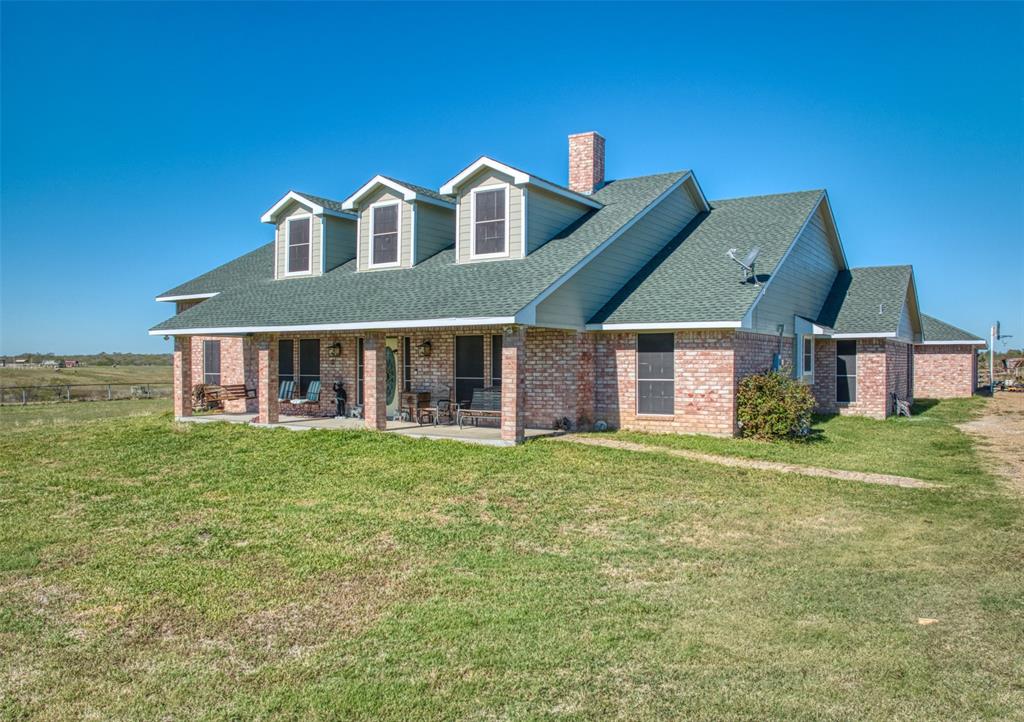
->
[[990, 323, 996, 393]]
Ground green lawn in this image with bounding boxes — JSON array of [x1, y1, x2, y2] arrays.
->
[[610, 398, 987, 485], [1, 403, 1021, 720], [0, 399, 172, 428]]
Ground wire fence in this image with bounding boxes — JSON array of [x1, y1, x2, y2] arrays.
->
[[0, 383, 174, 406]]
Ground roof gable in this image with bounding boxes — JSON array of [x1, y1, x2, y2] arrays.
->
[[587, 190, 825, 327], [440, 156, 604, 209], [815, 265, 919, 336], [260, 191, 356, 224], [341, 175, 455, 210]]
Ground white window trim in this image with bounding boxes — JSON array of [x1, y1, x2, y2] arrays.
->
[[635, 333, 675, 417], [368, 200, 402, 269], [799, 334, 815, 384], [283, 214, 313, 277], [469, 184, 511, 260]]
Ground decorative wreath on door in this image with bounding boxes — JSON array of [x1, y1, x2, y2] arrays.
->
[[385, 347, 397, 406]]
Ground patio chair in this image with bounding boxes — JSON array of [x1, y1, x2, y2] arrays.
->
[[289, 380, 321, 407], [278, 379, 295, 402], [417, 385, 454, 425]]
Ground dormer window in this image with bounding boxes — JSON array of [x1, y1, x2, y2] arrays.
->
[[471, 186, 508, 258], [286, 215, 311, 275], [370, 201, 400, 267]]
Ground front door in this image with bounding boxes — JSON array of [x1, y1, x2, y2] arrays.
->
[[386, 337, 399, 419], [454, 335, 485, 407]]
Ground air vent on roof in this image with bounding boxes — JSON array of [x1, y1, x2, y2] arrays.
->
[[727, 246, 761, 285]]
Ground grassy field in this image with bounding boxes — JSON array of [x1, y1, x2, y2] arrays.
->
[[0, 402, 1021, 720], [0, 398, 172, 428], [610, 398, 986, 484], [0, 364, 171, 387]]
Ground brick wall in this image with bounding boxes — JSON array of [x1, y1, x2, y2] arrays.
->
[[886, 340, 913, 403], [568, 131, 605, 195], [813, 338, 889, 419], [913, 344, 977, 398], [522, 328, 594, 428], [189, 335, 256, 413]]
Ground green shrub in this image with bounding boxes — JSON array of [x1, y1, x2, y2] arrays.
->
[[737, 371, 814, 440]]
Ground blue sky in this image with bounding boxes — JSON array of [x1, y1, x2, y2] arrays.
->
[[2, 1, 1021, 354]]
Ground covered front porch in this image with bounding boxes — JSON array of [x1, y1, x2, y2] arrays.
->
[[178, 412, 558, 447], [172, 324, 538, 444]]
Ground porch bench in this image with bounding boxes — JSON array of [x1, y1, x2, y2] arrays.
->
[[217, 384, 257, 401], [457, 388, 502, 428]]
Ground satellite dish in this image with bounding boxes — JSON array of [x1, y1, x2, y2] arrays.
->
[[726, 245, 761, 285]]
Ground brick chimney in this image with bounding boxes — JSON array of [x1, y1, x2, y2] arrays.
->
[[568, 131, 605, 195]]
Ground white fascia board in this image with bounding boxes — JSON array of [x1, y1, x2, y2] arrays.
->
[[341, 176, 456, 211], [686, 172, 711, 212], [261, 191, 356, 223], [516, 173, 693, 323], [440, 156, 602, 209], [740, 190, 827, 329], [154, 292, 219, 303], [820, 190, 849, 269], [585, 321, 743, 331], [829, 332, 897, 339], [148, 316, 519, 336], [918, 339, 987, 346]]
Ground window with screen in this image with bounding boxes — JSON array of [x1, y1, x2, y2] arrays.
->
[[203, 340, 221, 386], [356, 338, 365, 405], [473, 187, 506, 256], [371, 203, 399, 266], [454, 335, 484, 406], [802, 337, 814, 378], [298, 339, 320, 395], [278, 340, 294, 384], [637, 333, 674, 415], [287, 216, 311, 274], [403, 337, 412, 392], [836, 340, 857, 403]]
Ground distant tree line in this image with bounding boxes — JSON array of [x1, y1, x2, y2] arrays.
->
[[1, 352, 172, 366]]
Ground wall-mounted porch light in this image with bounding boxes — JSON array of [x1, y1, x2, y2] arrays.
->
[[328, 342, 343, 358], [417, 340, 432, 358]]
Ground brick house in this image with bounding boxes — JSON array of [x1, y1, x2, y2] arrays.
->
[[913, 315, 985, 398], [151, 132, 982, 443]]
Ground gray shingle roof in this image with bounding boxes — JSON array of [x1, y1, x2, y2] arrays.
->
[[815, 265, 913, 335], [589, 190, 825, 325], [156, 243, 274, 299], [380, 176, 454, 204], [152, 171, 688, 332], [921, 314, 984, 343], [291, 191, 349, 215]]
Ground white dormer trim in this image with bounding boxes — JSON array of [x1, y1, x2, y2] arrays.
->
[[261, 191, 357, 224], [440, 156, 603, 209], [342, 175, 455, 211], [367, 199, 402, 269]]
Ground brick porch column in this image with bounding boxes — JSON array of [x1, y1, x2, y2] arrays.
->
[[501, 327, 526, 444], [256, 337, 279, 424], [173, 336, 192, 419], [364, 333, 387, 430]]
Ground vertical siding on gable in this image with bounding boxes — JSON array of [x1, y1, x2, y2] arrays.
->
[[323, 216, 356, 272], [897, 297, 914, 341], [275, 200, 321, 278], [357, 187, 413, 271], [534, 182, 701, 328], [747, 203, 842, 335], [415, 202, 455, 263], [526, 186, 589, 254], [456, 168, 522, 263]]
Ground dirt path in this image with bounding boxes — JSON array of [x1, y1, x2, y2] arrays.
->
[[552, 435, 938, 489], [958, 393, 1024, 495]]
